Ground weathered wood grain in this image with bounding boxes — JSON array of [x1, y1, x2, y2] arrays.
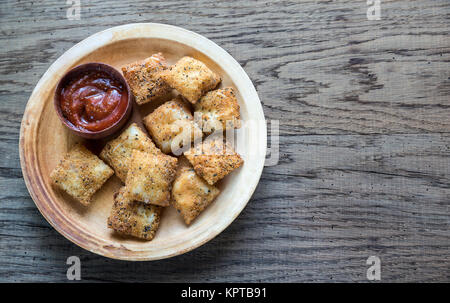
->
[[0, 0, 449, 282]]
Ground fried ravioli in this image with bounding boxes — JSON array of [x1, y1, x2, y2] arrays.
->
[[122, 53, 171, 105], [50, 143, 114, 206], [99, 123, 162, 182], [125, 150, 178, 206], [172, 158, 220, 225], [194, 87, 241, 134], [159, 56, 221, 104], [108, 187, 162, 240], [143, 96, 202, 154], [184, 136, 243, 185]]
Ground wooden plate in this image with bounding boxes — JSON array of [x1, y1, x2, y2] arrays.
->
[[19, 23, 266, 260]]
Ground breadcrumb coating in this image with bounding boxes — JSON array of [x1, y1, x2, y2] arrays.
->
[[143, 96, 202, 154], [184, 136, 243, 185], [159, 56, 221, 104], [125, 150, 178, 206], [50, 143, 114, 206], [194, 87, 241, 134], [108, 187, 162, 240], [172, 158, 220, 225], [100, 123, 162, 182], [122, 53, 171, 105]]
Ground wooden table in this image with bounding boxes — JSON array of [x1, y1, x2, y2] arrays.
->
[[1, 0, 449, 282]]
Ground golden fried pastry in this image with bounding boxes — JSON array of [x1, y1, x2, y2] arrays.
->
[[172, 158, 220, 225], [125, 150, 178, 206], [159, 56, 221, 104], [50, 143, 114, 206], [194, 87, 241, 134], [143, 96, 202, 154], [108, 187, 162, 240], [122, 53, 171, 105], [99, 123, 162, 182], [184, 136, 243, 185]]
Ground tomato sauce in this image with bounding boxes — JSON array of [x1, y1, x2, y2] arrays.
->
[[60, 70, 128, 132]]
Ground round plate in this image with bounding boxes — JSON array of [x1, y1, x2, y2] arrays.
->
[[19, 23, 266, 260]]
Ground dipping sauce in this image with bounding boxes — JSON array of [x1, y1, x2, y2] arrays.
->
[[60, 70, 128, 132]]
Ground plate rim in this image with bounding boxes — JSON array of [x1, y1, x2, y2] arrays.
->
[[19, 23, 267, 261]]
